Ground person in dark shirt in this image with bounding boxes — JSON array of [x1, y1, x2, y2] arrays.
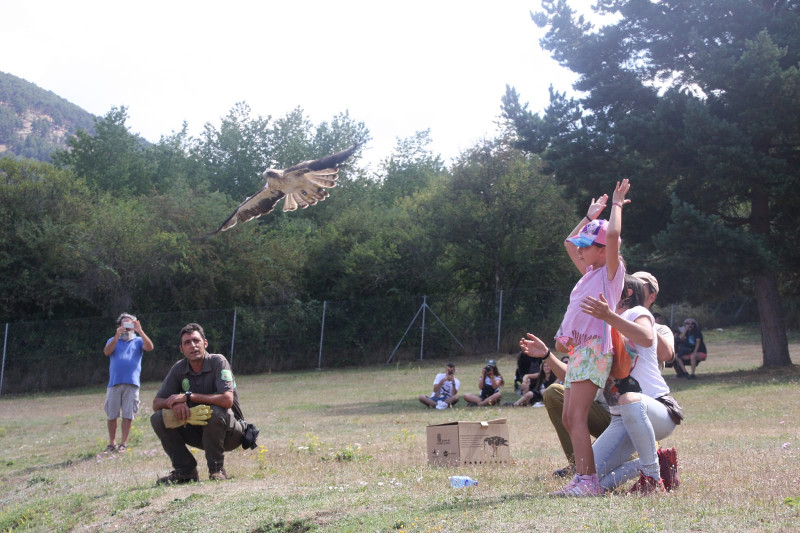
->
[[150, 323, 246, 484]]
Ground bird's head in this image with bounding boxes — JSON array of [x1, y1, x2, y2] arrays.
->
[[263, 169, 283, 179]]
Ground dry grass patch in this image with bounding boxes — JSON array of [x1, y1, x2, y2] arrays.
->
[[1, 325, 798, 531]]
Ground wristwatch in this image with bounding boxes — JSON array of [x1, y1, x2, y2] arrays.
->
[[185, 391, 192, 403]]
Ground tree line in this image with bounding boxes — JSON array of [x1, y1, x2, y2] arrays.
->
[[1, 0, 797, 368]]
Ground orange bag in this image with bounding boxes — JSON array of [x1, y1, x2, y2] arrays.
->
[[609, 327, 631, 379]]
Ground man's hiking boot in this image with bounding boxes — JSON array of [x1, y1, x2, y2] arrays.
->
[[657, 447, 680, 491], [156, 469, 199, 485], [209, 468, 229, 481], [627, 472, 667, 495]]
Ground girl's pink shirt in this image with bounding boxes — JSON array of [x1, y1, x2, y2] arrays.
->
[[556, 261, 626, 353]]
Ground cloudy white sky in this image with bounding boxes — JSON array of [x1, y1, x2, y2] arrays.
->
[[2, 0, 581, 168]]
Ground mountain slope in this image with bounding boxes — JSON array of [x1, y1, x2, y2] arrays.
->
[[0, 71, 96, 161]]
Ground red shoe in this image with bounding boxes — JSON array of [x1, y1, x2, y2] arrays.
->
[[657, 447, 680, 491], [627, 472, 667, 495]]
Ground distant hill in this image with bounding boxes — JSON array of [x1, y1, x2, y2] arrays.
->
[[0, 71, 96, 162]]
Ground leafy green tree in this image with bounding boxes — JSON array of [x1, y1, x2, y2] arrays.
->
[[0, 158, 94, 320], [429, 139, 574, 295], [52, 106, 155, 194], [379, 130, 445, 201], [503, 0, 799, 366], [193, 102, 273, 201]]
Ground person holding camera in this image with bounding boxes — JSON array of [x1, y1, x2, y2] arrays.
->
[[419, 362, 461, 409], [463, 360, 504, 406], [674, 318, 707, 379], [151, 323, 250, 484], [103, 313, 154, 453]]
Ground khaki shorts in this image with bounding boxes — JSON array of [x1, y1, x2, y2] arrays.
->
[[105, 384, 140, 420]]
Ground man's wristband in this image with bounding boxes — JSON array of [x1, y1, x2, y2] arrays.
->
[[545, 348, 551, 359], [613, 202, 623, 209]]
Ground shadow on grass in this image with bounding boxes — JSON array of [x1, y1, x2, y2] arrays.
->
[[664, 364, 800, 392], [321, 400, 422, 417]]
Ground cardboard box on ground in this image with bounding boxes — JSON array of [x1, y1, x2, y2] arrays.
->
[[426, 418, 510, 466]]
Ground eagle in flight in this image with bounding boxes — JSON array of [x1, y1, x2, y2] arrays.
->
[[200, 144, 359, 238]]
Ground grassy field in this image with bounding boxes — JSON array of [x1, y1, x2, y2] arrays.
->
[[1, 325, 799, 532]]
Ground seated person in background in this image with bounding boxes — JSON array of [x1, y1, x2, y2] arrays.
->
[[674, 318, 707, 379], [418, 362, 461, 409], [463, 360, 504, 406], [506, 360, 558, 407], [514, 350, 542, 394]]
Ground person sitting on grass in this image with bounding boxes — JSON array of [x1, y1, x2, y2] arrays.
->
[[505, 361, 557, 407], [514, 350, 541, 394], [463, 360, 504, 406], [418, 362, 461, 409], [674, 318, 707, 379]]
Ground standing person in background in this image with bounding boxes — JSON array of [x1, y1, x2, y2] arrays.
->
[[463, 360, 504, 406], [418, 362, 461, 409], [103, 313, 154, 452]]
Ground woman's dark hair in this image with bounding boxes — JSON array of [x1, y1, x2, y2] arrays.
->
[[620, 274, 646, 310], [534, 362, 556, 390]]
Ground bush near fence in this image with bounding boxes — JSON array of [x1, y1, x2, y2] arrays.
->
[[0, 287, 761, 394]]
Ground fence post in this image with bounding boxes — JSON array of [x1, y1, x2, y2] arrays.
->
[[318, 300, 327, 370], [419, 295, 427, 360], [230, 307, 237, 368], [0, 323, 7, 397], [496, 289, 504, 353]]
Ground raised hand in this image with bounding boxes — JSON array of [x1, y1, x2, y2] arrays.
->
[[586, 194, 608, 221], [519, 333, 549, 358]]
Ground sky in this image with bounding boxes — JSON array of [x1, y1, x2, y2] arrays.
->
[[1, 0, 581, 170]]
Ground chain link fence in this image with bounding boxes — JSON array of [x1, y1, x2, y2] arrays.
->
[[0, 287, 761, 395]]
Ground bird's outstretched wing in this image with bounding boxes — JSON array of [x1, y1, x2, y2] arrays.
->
[[195, 144, 359, 239]]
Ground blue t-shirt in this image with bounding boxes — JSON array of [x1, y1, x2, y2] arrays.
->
[[107, 337, 144, 387]]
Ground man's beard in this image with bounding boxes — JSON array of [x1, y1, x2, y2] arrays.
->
[[120, 331, 136, 341]]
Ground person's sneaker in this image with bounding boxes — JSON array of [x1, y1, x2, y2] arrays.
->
[[117, 444, 127, 452], [553, 463, 576, 478], [657, 447, 680, 491], [209, 468, 229, 481], [104, 444, 117, 453], [156, 469, 199, 485], [532, 402, 545, 408], [436, 400, 448, 410], [688, 374, 697, 380], [551, 474, 603, 497], [627, 472, 667, 495]]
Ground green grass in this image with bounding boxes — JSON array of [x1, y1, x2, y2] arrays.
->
[[1, 325, 798, 532]]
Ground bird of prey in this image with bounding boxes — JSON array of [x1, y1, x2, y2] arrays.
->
[[199, 144, 359, 238]]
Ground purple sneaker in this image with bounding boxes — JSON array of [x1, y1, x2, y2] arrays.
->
[[551, 474, 603, 497]]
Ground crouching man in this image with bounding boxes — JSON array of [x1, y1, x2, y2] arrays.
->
[[151, 323, 244, 484]]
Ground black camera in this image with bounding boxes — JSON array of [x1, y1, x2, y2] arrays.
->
[[485, 365, 493, 372], [448, 369, 454, 376]]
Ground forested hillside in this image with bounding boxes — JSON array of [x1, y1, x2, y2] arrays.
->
[[0, 71, 96, 161]]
